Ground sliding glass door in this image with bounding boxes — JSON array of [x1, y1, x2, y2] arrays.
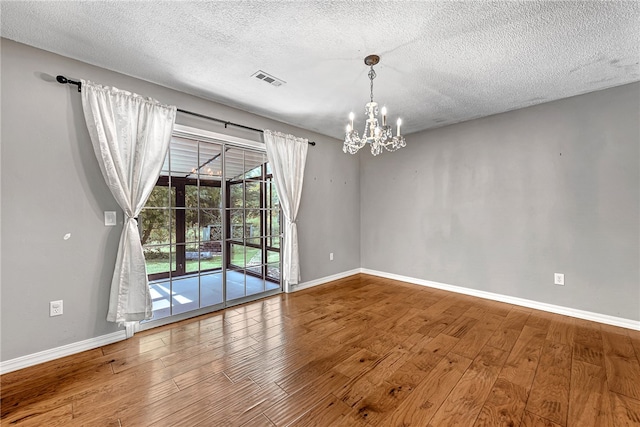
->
[[139, 130, 281, 323], [225, 148, 281, 301]]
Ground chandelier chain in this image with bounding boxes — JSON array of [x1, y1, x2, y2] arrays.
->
[[368, 66, 376, 103]]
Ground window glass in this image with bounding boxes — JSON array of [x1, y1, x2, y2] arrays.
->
[[229, 210, 244, 239], [245, 209, 261, 238], [245, 181, 260, 208], [140, 208, 171, 246], [199, 186, 221, 209], [243, 165, 262, 179], [146, 185, 175, 208], [230, 183, 244, 208], [144, 245, 172, 275]]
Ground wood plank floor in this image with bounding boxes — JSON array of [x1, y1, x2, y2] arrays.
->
[[2, 274, 640, 426]]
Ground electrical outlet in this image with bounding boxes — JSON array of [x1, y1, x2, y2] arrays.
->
[[554, 273, 565, 286], [50, 300, 63, 316], [329, 252, 334, 261]]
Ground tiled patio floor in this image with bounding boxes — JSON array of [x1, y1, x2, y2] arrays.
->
[[149, 270, 280, 320]]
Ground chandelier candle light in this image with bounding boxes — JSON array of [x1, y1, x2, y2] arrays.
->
[[343, 54, 406, 156]]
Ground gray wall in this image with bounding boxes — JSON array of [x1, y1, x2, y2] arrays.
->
[[361, 82, 640, 321], [0, 39, 360, 361]]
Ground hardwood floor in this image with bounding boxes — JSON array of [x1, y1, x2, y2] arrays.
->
[[2, 274, 640, 426]]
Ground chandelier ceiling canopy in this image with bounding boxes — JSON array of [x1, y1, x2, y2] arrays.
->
[[343, 55, 406, 156]]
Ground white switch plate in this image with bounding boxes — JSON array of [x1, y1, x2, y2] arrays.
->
[[104, 211, 117, 226], [554, 273, 565, 286], [329, 252, 334, 261], [50, 300, 63, 316]]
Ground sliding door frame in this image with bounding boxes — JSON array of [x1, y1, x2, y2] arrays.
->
[[139, 124, 282, 332]]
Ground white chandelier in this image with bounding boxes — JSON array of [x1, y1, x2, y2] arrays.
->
[[343, 54, 406, 156]]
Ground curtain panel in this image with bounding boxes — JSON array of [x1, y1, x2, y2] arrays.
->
[[263, 130, 308, 291], [81, 80, 176, 326]]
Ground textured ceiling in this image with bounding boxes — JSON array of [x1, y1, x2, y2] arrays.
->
[[1, 1, 639, 139]]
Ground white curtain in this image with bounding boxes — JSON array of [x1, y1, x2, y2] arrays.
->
[[263, 130, 308, 292], [81, 80, 176, 326]]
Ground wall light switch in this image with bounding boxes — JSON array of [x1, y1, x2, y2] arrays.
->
[[329, 252, 334, 261], [104, 211, 117, 226]]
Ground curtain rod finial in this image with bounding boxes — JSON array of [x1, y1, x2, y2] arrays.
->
[[56, 75, 82, 92]]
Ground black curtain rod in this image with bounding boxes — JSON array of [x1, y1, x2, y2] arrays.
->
[[56, 75, 316, 146], [176, 108, 316, 146]]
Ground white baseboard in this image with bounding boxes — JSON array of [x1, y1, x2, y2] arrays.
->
[[0, 330, 126, 375], [4, 268, 636, 374], [292, 268, 361, 292], [361, 268, 640, 331]]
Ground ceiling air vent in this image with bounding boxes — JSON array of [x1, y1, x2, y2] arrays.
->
[[251, 70, 285, 87]]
